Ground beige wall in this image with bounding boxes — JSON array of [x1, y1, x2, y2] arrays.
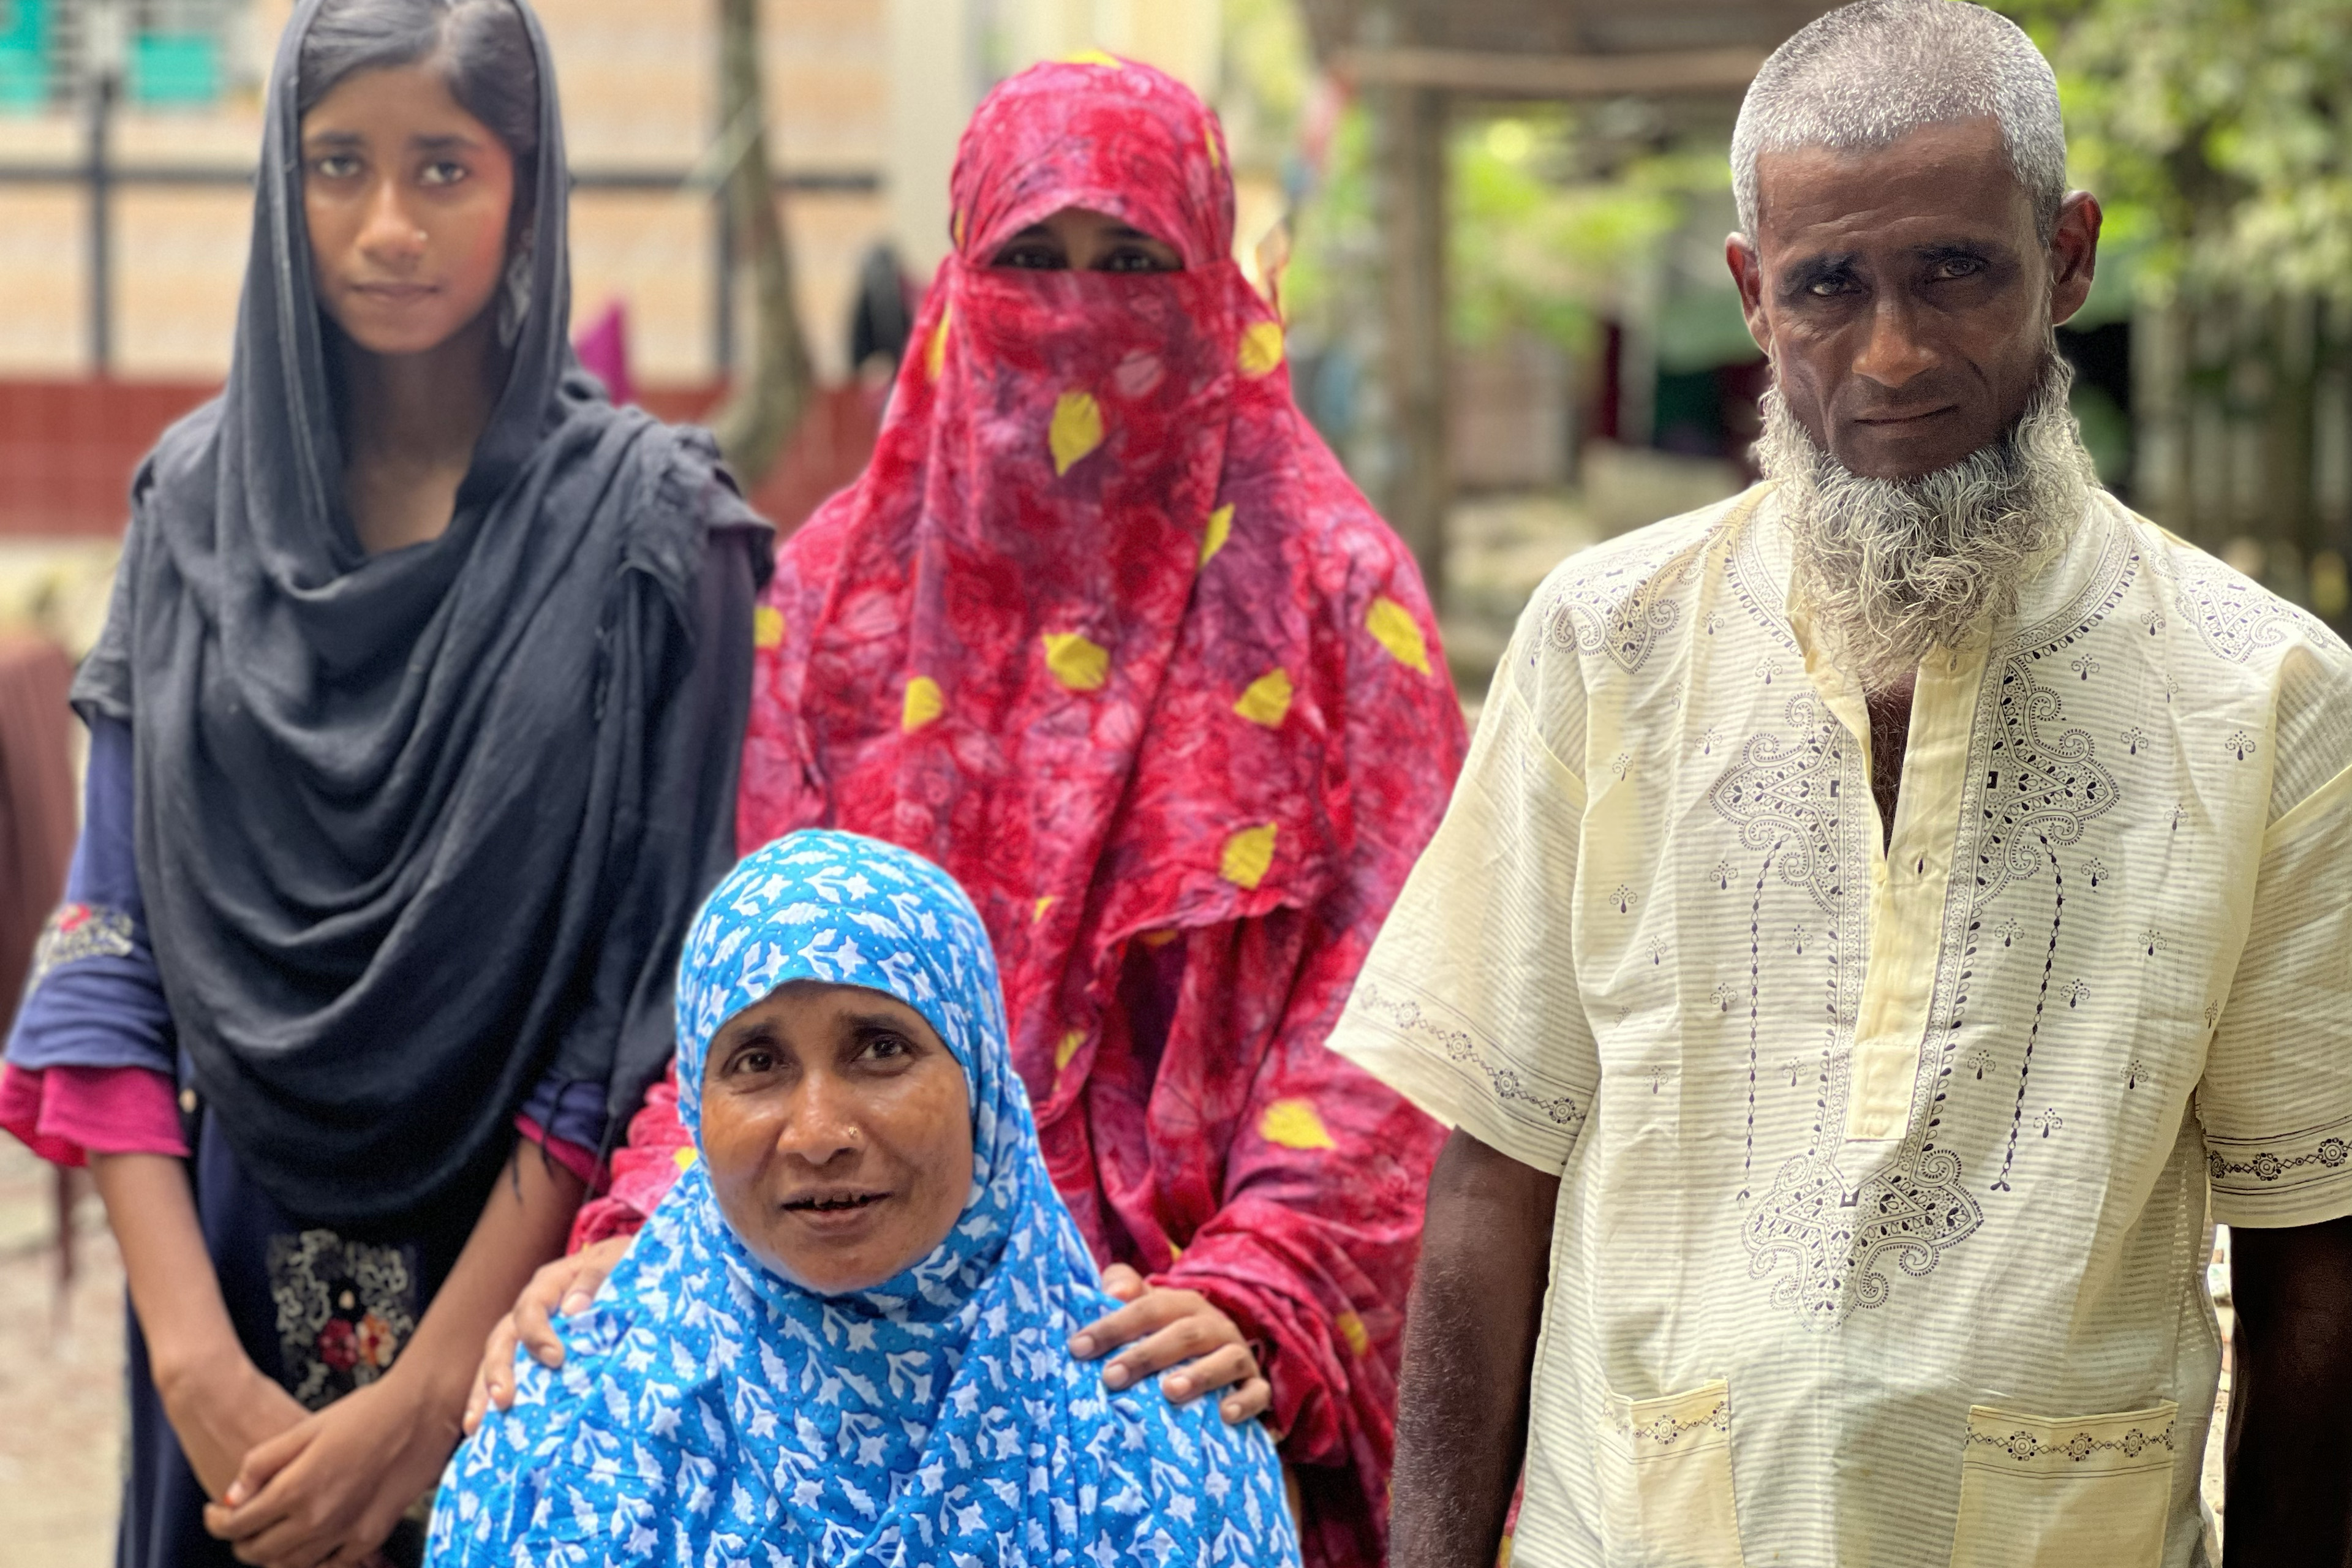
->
[[0, 0, 893, 385], [115, 188, 257, 377], [0, 0, 1227, 383], [999, 0, 1219, 93], [0, 189, 85, 374], [882, 0, 1224, 273], [883, 0, 967, 273]]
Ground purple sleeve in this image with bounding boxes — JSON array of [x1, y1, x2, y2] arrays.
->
[[4, 714, 177, 1076], [517, 1075, 609, 1155]]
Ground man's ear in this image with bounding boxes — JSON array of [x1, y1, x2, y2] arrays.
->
[[2048, 191, 2101, 328], [1727, 232, 1771, 358]]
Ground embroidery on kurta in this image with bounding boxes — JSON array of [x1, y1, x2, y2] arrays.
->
[[265, 1229, 421, 1408], [1969, 549, 2135, 1194], [1736, 527, 2137, 1327], [1613, 1398, 1732, 1448], [1541, 531, 1702, 674], [2207, 1112, 2352, 1197], [1713, 703, 1894, 1322], [1970, 654, 2120, 910], [1724, 508, 1802, 654], [2174, 551, 2328, 663], [1744, 1146, 1980, 1321], [1711, 694, 1855, 1202], [26, 903, 134, 987], [1351, 979, 1587, 1135], [1965, 1413, 2177, 1464]]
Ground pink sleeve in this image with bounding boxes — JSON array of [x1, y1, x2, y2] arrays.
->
[[566, 1062, 693, 1251], [0, 1061, 188, 1167], [513, 1115, 609, 1195]]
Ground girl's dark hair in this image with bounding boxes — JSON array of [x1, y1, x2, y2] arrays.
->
[[298, 0, 541, 228]]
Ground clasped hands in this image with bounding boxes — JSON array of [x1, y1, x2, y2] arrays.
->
[[160, 1342, 452, 1568], [466, 1241, 1272, 1431]]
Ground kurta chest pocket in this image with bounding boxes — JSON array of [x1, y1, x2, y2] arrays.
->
[[1947, 1400, 2178, 1567], [1597, 1379, 1747, 1567]]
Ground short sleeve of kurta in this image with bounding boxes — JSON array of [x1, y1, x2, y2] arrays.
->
[[1324, 606, 1599, 1177], [2199, 640, 2352, 1229]]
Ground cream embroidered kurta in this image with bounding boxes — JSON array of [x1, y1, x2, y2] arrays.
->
[[1330, 484, 2352, 1567]]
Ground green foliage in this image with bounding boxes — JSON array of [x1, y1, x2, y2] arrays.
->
[[2005, 0, 2352, 302], [1218, 0, 1314, 167], [1449, 112, 1690, 353], [1274, 102, 1371, 334], [1283, 101, 1732, 357]]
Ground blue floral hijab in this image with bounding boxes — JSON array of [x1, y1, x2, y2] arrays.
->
[[429, 830, 1298, 1567]]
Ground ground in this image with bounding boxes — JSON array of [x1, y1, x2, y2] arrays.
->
[[0, 1139, 127, 1566]]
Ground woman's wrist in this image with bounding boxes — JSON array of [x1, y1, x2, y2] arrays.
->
[[385, 1328, 483, 1428], [149, 1327, 258, 1408]]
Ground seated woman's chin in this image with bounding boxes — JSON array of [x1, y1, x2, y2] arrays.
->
[[743, 1199, 925, 1296]]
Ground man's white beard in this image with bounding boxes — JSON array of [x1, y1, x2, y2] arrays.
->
[[1756, 348, 2100, 688]]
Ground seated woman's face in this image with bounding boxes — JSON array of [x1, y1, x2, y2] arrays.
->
[[700, 980, 976, 1295], [300, 62, 516, 357], [992, 205, 1182, 273]]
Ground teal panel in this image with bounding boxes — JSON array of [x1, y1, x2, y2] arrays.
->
[[129, 32, 221, 105], [0, 43, 46, 110], [0, 0, 47, 51], [0, 0, 49, 110]]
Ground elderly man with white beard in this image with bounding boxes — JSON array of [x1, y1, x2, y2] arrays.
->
[[1328, 2, 2352, 1564]]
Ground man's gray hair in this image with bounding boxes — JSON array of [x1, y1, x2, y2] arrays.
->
[[1732, 0, 2068, 242]]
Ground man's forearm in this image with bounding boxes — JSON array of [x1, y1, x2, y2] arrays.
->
[[2226, 1214, 2352, 1565], [1389, 1127, 1561, 1568]]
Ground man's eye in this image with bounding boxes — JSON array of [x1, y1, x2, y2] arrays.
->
[[1932, 257, 1985, 280], [1806, 278, 1854, 298]]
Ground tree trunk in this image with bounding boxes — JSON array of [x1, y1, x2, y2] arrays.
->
[[710, 0, 815, 491], [1362, 1, 1450, 605]]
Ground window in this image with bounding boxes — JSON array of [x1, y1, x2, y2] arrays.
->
[[0, 0, 250, 111]]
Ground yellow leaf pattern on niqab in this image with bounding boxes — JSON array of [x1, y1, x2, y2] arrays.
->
[[1234, 669, 1294, 728], [1220, 822, 1278, 888], [1041, 632, 1110, 692], [1259, 1098, 1336, 1150], [1049, 390, 1104, 475], [902, 676, 944, 731], [1366, 596, 1432, 675]]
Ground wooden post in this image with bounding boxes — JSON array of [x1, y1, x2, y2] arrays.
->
[[1363, 2, 1450, 603]]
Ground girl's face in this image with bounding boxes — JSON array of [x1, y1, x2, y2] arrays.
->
[[992, 205, 1182, 273], [300, 62, 516, 358], [699, 981, 976, 1297]]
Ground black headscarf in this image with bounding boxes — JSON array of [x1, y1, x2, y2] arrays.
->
[[74, 0, 769, 1227]]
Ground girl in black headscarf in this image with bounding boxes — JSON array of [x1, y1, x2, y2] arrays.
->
[[0, 1, 766, 1562]]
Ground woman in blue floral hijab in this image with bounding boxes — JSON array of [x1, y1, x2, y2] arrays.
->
[[427, 829, 1298, 1566]]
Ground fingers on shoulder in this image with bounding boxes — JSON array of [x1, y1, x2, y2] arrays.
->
[[1221, 1376, 1272, 1423]]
